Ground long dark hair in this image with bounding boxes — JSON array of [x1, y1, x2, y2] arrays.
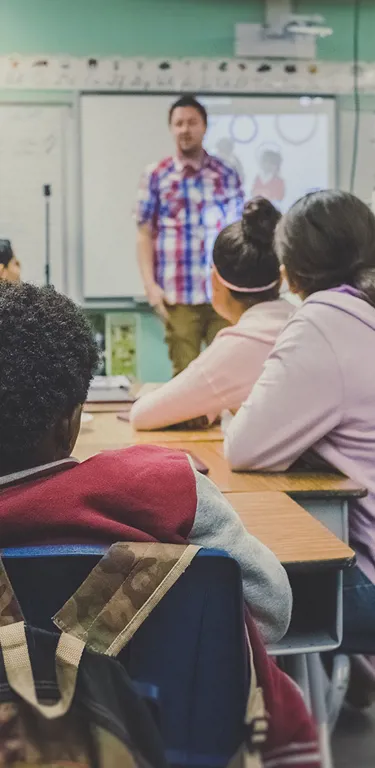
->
[[213, 197, 281, 304], [275, 190, 375, 306]]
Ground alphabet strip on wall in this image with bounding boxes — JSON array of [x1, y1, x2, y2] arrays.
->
[[0, 55, 374, 93]]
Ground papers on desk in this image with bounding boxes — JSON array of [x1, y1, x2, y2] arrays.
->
[[91, 375, 131, 390], [87, 375, 133, 403]]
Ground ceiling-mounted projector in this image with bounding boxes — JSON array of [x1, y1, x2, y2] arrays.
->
[[235, 8, 333, 59], [235, 1, 333, 58]]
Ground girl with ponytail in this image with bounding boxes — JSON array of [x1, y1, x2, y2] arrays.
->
[[131, 197, 293, 430]]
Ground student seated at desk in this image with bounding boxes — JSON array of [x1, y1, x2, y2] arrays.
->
[[0, 280, 290, 646], [130, 198, 293, 430], [225, 190, 375, 662]]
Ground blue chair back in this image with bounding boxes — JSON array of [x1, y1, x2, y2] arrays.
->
[[1, 545, 248, 768]]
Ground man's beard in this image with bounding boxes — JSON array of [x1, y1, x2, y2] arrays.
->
[[179, 142, 200, 158]]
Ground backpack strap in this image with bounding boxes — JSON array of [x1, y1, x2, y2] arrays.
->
[[0, 623, 85, 719], [0, 557, 24, 626], [54, 541, 199, 656], [228, 630, 268, 768], [0, 556, 85, 719], [244, 641, 268, 763]]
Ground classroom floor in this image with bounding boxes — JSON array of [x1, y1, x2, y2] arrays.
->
[[333, 703, 375, 767]]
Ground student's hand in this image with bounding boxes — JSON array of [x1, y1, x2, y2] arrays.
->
[[146, 282, 170, 322], [167, 415, 210, 431]]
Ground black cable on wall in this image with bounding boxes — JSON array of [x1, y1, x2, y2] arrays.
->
[[349, 0, 361, 194]]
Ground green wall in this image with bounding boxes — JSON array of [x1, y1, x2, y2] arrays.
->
[[0, 0, 374, 60], [295, 1, 375, 61], [0, 0, 261, 57], [138, 313, 172, 382]]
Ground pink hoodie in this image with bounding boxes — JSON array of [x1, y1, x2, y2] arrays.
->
[[225, 289, 375, 583], [130, 299, 293, 430]]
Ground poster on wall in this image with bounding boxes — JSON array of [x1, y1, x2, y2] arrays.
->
[[87, 311, 137, 377], [204, 107, 330, 212]]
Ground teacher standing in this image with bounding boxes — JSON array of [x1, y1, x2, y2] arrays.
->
[[136, 95, 244, 376]]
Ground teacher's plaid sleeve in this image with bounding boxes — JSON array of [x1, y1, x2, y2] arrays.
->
[[135, 163, 160, 227], [224, 167, 245, 225]]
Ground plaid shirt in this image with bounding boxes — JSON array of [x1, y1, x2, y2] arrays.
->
[[136, 152, 244, 305]]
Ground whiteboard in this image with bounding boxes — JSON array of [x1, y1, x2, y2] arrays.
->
[[0, 105, 68, 289], [81, 95, 174, 298], [80, 94, 336, 299], [338, 109, 375, 203]]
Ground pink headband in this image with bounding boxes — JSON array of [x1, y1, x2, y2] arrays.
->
[[214, 267, 278, 294]]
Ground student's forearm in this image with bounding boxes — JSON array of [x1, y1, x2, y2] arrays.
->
[[130, 364, 218, 430]]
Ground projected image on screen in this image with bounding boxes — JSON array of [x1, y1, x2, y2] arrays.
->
[[204, 112, 329, 212]]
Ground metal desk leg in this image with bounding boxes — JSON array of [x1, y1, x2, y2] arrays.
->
[[285, 654, 311, 711], [327, 654, 351, 731], [295, 498, 349, 542], [306, 653, 333, 768]]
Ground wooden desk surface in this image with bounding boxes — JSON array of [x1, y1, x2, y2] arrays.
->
[[75, 413, 223, 461], [75, 415, 356, 568], [75, 414, 365, 498], [124, 440, 365, 498], [226, 492, 354, 568]]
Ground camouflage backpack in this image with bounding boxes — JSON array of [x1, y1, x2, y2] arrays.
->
[[0, 552, 168, 768], [52, 542, 268, 768], [0, 541, 267, 768]]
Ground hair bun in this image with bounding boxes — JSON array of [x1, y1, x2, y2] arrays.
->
[[241, 197, 281, 245]]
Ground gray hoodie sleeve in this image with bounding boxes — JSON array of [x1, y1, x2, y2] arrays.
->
[[188, 466, 292, 644]]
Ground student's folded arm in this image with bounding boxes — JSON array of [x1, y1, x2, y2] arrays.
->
[[130, 337, 235, 430], [188, 467, 293, 644], [225, 316, 343, 472], [130, 365, 216, 430]]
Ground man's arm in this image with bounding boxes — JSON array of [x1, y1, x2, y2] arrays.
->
[[137, 223, 169, 321], [136, 168, 169, 321]]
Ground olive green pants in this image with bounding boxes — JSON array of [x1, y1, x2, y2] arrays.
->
[[165, 303, 228, 377]]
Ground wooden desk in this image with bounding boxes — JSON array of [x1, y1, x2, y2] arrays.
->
[[84, 402, 131, 414], [75, 413, 223, 461], [177, 442, 365, 498], [145, 440, 364, 542], [75, 413, 365, 541], [78, 413, 358, 566], [76, 415, 364, 497], [226, 492, 354, 568]]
